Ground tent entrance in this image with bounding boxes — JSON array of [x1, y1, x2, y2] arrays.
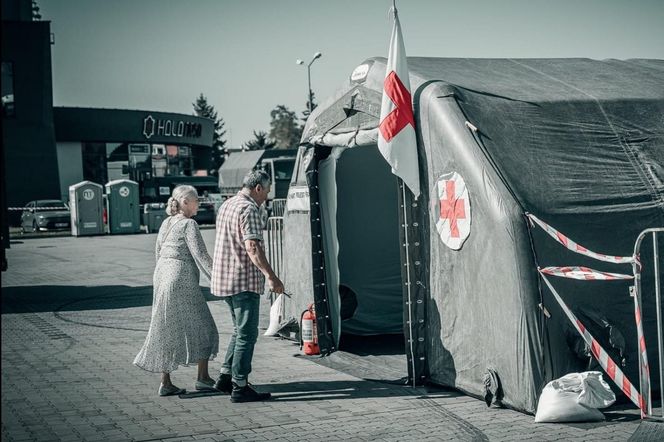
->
[[318, 144, 405, 359]]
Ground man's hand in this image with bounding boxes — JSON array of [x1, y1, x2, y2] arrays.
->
[[245, 238, 284, 294], [268, 275, 285, 294]]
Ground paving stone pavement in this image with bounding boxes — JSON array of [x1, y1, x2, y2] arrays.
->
[[2, 232, 660, 441]]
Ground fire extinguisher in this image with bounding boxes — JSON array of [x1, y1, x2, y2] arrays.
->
[[300, 303, 320, 355]]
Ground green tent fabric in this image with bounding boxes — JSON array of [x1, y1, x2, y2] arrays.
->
[[281, 58, 664, 413]]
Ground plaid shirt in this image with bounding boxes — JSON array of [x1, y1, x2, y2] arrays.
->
[[211, 192, 265, 297]]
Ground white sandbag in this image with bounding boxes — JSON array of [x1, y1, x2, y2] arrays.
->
[[264, 293, 285, 336], [577, 372, 615, 409], [534, 371, 615, 423]]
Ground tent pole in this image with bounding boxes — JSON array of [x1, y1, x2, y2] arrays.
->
[[401, 181, 416, 388]]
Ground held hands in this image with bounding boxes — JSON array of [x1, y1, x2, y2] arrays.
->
[[268, 275, 285, 294]]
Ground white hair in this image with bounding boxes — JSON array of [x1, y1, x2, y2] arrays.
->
[[165, 185, 198, 216], [242, 169, 271, 189]]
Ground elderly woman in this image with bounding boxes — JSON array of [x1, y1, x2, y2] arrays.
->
[[134, 185, 219, 396]]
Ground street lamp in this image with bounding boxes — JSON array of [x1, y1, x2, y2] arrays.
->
[[296, 51, 322, 113]]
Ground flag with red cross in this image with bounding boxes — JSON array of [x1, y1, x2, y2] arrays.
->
[[377, 5, 420, 199], [433, 172, 471, 250]]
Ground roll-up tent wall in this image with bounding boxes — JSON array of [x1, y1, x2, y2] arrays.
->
[[281, 58, 664, 413]]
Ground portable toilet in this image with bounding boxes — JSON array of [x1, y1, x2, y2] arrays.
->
[[69, 181, 104, 236], [105, 179, 140, 234]]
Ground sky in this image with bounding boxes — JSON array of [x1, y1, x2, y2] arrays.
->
[[39, 0, 664, 148]]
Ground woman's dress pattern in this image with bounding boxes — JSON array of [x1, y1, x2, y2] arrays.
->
[[134, 215, 218, 373]]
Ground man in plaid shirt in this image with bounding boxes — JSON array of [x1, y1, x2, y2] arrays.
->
[[211, 170, 284, 403]]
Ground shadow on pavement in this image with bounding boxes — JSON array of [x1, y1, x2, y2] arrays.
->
[[176, 380, 464, 402], [178, 390, 227, 399], [558, 409, 643, 431], [259, 379, 428, 401], [297, 335, 407, 385], [560, 402, 655, 429], [603, 410, 647, 423], [1, 285, 216, 314]]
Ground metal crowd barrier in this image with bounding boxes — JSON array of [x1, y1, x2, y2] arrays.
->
[[270, 198, 287, 217], [528, 214, 664, 418], [633, 228, 664, 420], [266, 216, 285, 304]]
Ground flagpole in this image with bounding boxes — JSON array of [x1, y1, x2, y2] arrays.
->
[[389, 0, 417, 388]]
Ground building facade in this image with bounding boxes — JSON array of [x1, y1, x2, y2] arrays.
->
[[2, 0, 215, 227], [2, 4, 60, 225], [53, 107, 214, 203]]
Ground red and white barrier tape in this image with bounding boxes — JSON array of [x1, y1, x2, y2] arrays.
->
[[540, 266, 633, 281], [7, 207, 68, 211], [527, 213, 634, 264], [539, 272, 645, 415]]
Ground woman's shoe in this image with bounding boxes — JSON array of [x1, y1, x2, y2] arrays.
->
[[195, 378, 217, 391], [159, 384, 185, 396]]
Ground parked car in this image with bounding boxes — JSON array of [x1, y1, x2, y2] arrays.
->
[[20, 200, 71, 233], [192, 197, 216, 225]]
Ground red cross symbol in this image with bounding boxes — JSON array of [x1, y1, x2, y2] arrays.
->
[[440, 180, 466, 238], [379, 71, 415, 142]]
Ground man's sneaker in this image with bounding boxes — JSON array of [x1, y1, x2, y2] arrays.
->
[[230, 383, 272, 403], [214, 373, 233, 394]]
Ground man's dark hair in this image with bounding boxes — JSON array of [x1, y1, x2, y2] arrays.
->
[[242, 169, 271, 189]]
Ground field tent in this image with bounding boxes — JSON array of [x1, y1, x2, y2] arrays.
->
[[280, 57, 664, 413]]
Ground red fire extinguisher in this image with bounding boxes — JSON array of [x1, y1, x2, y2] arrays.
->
[[300, 303, 320, 355]]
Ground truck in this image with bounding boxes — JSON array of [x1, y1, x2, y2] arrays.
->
[[218, 149, 297, 216]]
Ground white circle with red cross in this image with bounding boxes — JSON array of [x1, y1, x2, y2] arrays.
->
[[432, 172, 471, 250]]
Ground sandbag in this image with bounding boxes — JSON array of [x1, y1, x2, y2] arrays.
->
[[571, 372, 615, 409], [534, 372, 616, 423]]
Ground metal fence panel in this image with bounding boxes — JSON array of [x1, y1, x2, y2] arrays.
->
[[266, 216, 284, 304], [271, 199, 287, 217], [633, 228, 664, 420]]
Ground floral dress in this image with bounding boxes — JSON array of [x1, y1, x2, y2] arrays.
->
[[134, 215, 219, 373]]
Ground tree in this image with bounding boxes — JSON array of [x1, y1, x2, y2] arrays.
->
[[193, 93, 227, 176], [298, 92, 318, 137], [301, 91, 318, 121], [32, 0, 42, 20], [268, 105, 302, 149], [242, 131, 275, 151]]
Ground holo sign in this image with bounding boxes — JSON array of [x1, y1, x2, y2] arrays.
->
[[143, 115, 203, 140]]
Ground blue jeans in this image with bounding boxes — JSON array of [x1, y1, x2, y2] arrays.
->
[[220, 291, 260, 386]]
